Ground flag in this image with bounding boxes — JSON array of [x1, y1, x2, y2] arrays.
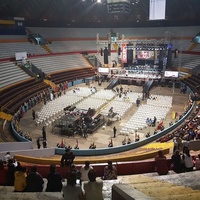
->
[[149, 0, 166, 20]]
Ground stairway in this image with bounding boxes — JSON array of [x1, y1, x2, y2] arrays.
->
[[188, 42, 198, 51], [43, 79, 56, 88], [0, 111, 13, 121], [118, 171, 200, 200], [42, 44, 52, 54]]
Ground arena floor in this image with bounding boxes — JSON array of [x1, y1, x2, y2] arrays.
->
[[18, 80, 189, 151]]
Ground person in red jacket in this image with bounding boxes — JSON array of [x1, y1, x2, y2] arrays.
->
[[155, 150, 169, 175], [0, 160, 8, 185]]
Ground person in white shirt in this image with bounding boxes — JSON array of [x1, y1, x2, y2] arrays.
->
[[3, 152, 11, 163], [80, 161, 93, 182], [82, 169, 103, 200]]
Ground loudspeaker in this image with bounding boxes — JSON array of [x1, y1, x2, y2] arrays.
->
[[104, 47, 109, 64], [174, 49, 178, 58], [108, 44, 111, 56], [100, 48, 103, 56], [118, 47, 121, 55]]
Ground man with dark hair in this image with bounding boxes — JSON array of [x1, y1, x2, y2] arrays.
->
[[46, 164, 63, 192], [26, 165, 44, 192], [60, 148, 75, 167], [103, 160, 117, 180]]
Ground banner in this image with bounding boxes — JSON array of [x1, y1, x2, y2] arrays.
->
[[149, 0, 166, 20], [121, 43, 127, 63]]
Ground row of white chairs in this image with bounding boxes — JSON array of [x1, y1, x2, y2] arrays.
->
[[120, 104, 170, 135], [91, 89, 116, 100], [100, 100, 132, 117]]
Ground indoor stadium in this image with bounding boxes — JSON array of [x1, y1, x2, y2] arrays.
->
[[0, 0, 200, 199]]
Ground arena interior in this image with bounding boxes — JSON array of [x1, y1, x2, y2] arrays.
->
[[0, 0, 200, 199]]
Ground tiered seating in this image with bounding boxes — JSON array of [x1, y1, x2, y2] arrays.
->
[[29, 54, 90, 74], [49, 67, 95, 84], [182, 56, 200, 70], [0, 62, 30, 88], [182, 74, 200, 93], [172, 53, 200, 67], [1, 78, 49, 114], [0, 42, 46, 58], [47, 41, 96, 53]]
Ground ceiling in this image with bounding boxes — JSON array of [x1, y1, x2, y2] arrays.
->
[[0, 0, 200, 27]]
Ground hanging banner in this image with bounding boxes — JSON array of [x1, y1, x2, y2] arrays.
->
[[149, 0, 166, 20], [121, 43, 127, 63]]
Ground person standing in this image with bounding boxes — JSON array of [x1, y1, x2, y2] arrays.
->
[[42, 126, 46, 140], [113, 126, 117, 138], [32, 110, 36, 120], [36, 138, 41, 149], [60, 148, 75, 167]]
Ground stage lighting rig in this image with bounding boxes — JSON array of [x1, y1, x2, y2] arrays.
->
[[107, 0, 131, 14]]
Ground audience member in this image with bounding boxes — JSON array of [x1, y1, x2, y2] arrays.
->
[[6, 158, 16, 186], [103, 160, 117, 180], [80, 161, 93, 182], [89, 142, 96, 149], [26, 165, 44, 192], [0, 160, 7, 186], [181, 148, 194, 172], [195, 154, 200, 170], [171, 150, 182, 173], [14, 163, 27, 192], [3, 152, 11, 163], [82, 169, 103, 200], [155, 150, 168, 175], [61, 148, 75, 167], [63, 165, 82, 200], [46, 164, 63, 192]]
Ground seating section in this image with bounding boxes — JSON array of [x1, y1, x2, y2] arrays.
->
[[49, 67, 96, 85], [120, 95, 172, 135], [1, 78, 49, 114], [0, 42, 46, 58], [29, 54, 90, 74], [0, 62, 31, 89], [47, 41, 96, 53]]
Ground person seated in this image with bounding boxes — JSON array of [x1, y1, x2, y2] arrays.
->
[[135, 134, 140, 142], [89, 142, 96, 149], [0, 160, 8, 186], [108, 139, 113, 147], [80, 161, 93, 182], [155, 150, 169, 175], [122, 138, 126, 145], [63, 165, 82, 200], [82, 169, 103, 200], [127, 137, 131, 144], [195, 154, 200, 170], [46, 164, 63, 192], [146, 131, 150, 138], [181, 148, 194, 172], [171, 150, 183, 173], [14, 163, 27, 192], [26, 165, 44, 192], [103, 161, 117, 180]]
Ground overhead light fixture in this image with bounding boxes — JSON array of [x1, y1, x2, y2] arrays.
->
[[97, 0, 101, 3]]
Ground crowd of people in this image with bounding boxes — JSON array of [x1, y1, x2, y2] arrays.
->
[[0, 148, 118, 200]]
